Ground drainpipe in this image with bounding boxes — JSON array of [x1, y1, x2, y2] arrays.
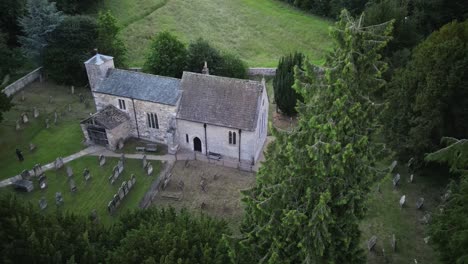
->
[[238, 129, 242, 162], [131, 98, 140, 138], [204, 123, 208, 155]]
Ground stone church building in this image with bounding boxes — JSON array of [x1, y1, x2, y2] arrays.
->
[[81, 54, 268, 167]]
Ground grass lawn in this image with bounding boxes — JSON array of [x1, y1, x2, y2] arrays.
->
[[3, 156, 161, 225], [0, 81, 94, 180], [94, 0, 332, 67]]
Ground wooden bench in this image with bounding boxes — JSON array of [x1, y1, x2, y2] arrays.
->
[[208, 151, 222, 160], [145, 144, 157, 152], [135, 146, 145, 152]]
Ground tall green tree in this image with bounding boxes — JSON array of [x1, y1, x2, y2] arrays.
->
[[425, 137, 468, 263], [143, 31, 187, 78], [383, 20, 468, 162], [0, 92, 13, 123], [43, 15, 98, 85], [0, 32, 23, 81], [18, 0, 64, 64], [97, 11, 127, 67], [235, 10, 392, 263], [0, 0, 25, 47], [273, 52, 305, 116]]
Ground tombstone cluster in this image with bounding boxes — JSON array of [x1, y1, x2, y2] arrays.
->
[[107, 174, 137, 214]]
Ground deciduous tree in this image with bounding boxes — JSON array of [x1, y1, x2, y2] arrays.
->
[[97, 11, 127, 67]]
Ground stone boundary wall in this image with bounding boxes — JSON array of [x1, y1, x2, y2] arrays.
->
[[1, 67, 43, 96], [247, 68, 277, 77], [139, 160, 175, 209]]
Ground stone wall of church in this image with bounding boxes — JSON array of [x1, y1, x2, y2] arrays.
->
[[93, 92, 178, 144], [107, 120, 132, 150], [253, 81, 269, 161]]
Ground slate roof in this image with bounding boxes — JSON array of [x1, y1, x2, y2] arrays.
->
[[81, 105, 130, 130], [177, 72, 264, 131], [95, 69, 181, 106]]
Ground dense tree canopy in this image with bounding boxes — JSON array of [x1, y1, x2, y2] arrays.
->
[[18, 0, 64, 64], [0, 0, 25, 47], [279, 0, 367, 18], [235, 10, 392, 263], [383, 20, 468, 162], [97, 11, 127, 68], [0, 92, 13, 123], [55, 0, 97, 14], [273, 52, 305, 116], [44, 15, 98, 85], [0, 32, 23, 80]]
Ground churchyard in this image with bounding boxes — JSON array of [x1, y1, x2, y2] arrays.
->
[[152, 160, 255, 230], [93, 0, 332, 67], [0, 81, 93, 180], [5, 156, 161, 225]]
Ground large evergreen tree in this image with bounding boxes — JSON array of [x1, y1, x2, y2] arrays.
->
[[18, 0, 64, 64], [97, 11, 127, 68], [273, 52, 305, 116], [235, 10, 392, 263]]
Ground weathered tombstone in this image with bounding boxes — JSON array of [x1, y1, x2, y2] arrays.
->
[[391, 234, 396, 252], [66, 166, 73, 177], [399, 195, 406, 208], [416, 197, 425, 210], [142, 155, 148, 169], [113, 165, 120, 178], [127, 179, 133, 189], [131, 174, 136, 185], [409, 174, 414, 183], [39, 197, 47, 210], [70, 85, 74, 94], [393, 173, 401, 187], [120, 153, 125, 165], [48, 95, 53, 103], [33, 164, 43, 177], [21, 169, 31, 180], [45, 118, 50, 129], [15, 119, 21, 130], [22, 113, 29, 123], [68, 104, 72, 112], [38, 175, 47, 189], [55, 192, 63, 205], [69, 178, 77, 192], [146, 162, 153, 176], [54, 157, 64, 170], [389, 160, 397, 172], [367, 236, 377, 251], [33, 107, 39, 118], [122, 181, 128, 195], [99, 154, 106, 166], [54, 111, 58, 124], [117, 138, 124, 150], [117, 160, 124, 174], [118, 187, 125, 200], [29, 142, 36, 152], [79, 93, 84, 103], [113, 194, 120, 207], [83, 168, 91, 182]]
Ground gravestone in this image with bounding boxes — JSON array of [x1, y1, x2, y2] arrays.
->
[[113, 194, 120, 207], [122, 181, 128, 195], [409, 174, 414, 183], [99, 154, 106, 166], [146, 162, 153, 176], [127, 179, 133, 189], [15, 120, 21, 130], [70, 85, 74, 94], [39, 197, 47, 210], [399, 195, 406, 207], [54, 157, 64, 170], [118, 187, 125, 200], [416, 197, 424, 210], [33, 107, 39, 118], [420, 213, 431, 225], [21, 91, 25, 101], [142, 155, 148, 169], [389, 160, 397, 172], [33, 164, 44, 177], [66, 166, 73, 177], [45, 118, 50, 128], [424, 236, 430, 244], [38, 175, 47, 189], [391, 234, 396, 252], [69, 178, 77, 192], [117, 160, 124, 174], [54, 111, 58, 124], [68, 104, 72, 112], [21, 170, 31, 180], [393, 173, 400, 187], [55, 192, 63, 205], [120, 153, 125, 165], [367, 236, 377, 251], [29, 142, 36, 152], [131, 174, 136, 185], [22, 113, 29, 123], [107, 201, 114, 213], [83, 168, 91, 182], [48, 95, 53, 103]]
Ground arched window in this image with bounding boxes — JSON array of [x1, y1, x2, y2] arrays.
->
[[229, 131, 236, 145]]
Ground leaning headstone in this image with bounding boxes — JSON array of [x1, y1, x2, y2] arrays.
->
[[83, 168, 91, 182], [391, 234, 396, 252], [98, 154, 106, 166], [29, 142, 36, 152], [54, 157, 64, 170], [117, 160, 124, 174], [39, 197, 47, 210], [45, 118, 50, 129], [389, 160, 397, 172], [409, 174, 414, 183], [70, 85, 74, 94], [122, 181, 128, 195], [399, 195, 406, 208], [146, 162, 153, 176], [118, 187, 125, 200], [393, 173, 401, 187], [367, 236, 377, 251], [55, 192, 63, 205], [120, 153, 125, 165], [142, 155, 148, 169], [15, 119, 21, 130], [54, 111, 58, 124], [107, 201, 114, 214], [33, 107, 39, 118], [22, 113, 29, 124], [66, 166, 73, 177], [69, 178, 77, 192], [416, 197, 425, 210], [38, 175, 47, 189]]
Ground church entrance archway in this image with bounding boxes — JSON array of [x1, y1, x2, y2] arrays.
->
[[193, 137, 202, 152]]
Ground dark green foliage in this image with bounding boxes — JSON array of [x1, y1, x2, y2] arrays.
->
[[143, 31, 187, 78], [108, 208, 231, 263], [425, 138, 468, 263], [279, 0, 367, 18], [185, 38, 247, 79], [383, 20, 468, 162], [97, 11, 127, 68], [0, 0, 25, 47], [0, 32, 24, 80], [272, 52, 304, 116], [412, 0, 468, 36], [236, 10, 392, 263], [55, 0, 97, 14], [0, 92, 13, 123], [44, 15, 98, 85]]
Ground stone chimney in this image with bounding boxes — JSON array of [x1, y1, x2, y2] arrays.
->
[[84, 53, 115, 91], [201, 61, 209, 75]]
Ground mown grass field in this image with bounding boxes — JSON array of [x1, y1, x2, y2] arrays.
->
[[0, 82, 94, 180], [4, 156, 161, 225], [94, 0, 332, 67]]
